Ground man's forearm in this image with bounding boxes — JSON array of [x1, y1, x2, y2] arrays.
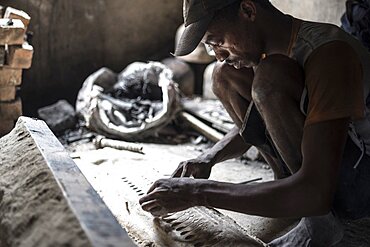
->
[[196, 173, 328, 218], [200, 126, 251, 165]]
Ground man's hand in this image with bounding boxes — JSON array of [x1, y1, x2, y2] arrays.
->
[[139, 178, 206, 217], [171, 157, 213, 178]]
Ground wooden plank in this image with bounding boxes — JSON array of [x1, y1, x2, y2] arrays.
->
[[22, 117, 136, 247], [182, 99, 234, 133], [0, 67, 22, 86], [4, 7, 31, 30], [180, 111, 224, 142], [0, 18, 25, 45], [0, 5, 3, 18], [7, 42, 33, 69]]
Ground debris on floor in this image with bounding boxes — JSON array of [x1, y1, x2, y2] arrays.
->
[[38, 99, 77, 134]]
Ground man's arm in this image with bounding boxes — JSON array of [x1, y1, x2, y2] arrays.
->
[[172, 126, 251, 178], [140, 118, 349, 218]]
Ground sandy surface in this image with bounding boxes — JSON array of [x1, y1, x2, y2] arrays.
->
[[0, 121, 91, 247], [72, 142, 297, 245], [71, 141, 370, 246]]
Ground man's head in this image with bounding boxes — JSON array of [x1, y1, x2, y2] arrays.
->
[[175, 0, 273, 68]]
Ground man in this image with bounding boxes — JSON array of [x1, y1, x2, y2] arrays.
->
[[139, 0, 370, 246]]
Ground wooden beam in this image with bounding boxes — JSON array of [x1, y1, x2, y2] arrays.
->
[[180, 111, 224, 142]]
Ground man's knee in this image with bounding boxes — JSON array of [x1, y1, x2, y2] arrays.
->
[[212, 62, 233, 99], [252, 54, 304, 106], [212, 62, 254, 100]]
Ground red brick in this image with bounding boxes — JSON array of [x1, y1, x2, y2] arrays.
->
[[4, 7, 31, 30], [0, 86, 16, 101], [0, 19, 25, 45], [0, 98, 22, 120], [7, 43, 33, 69], [0, 67, 22, 86]]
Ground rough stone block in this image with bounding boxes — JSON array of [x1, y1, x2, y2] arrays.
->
[[0, 98, 22, 120], [4, 7, 31, 30], [0, 86, 16, 101], [0, 19, 25, 45], [7, 42, 33, 69], [0, 118, 92, 245], [0, 67, 22, 86], [38, 100, 77, 134], [0, 118, 14, 136], [0, 45, 4, 66]]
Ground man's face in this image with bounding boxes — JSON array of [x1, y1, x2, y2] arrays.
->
[[202, 14, 264, 69]]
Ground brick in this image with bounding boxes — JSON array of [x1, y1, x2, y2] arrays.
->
[[0, 118, 14, 137], [7, 42, 33, 69], [0, 98, 22, 120], [0, 67, 22, 86], [0, 19, 25, 45], [0, 45, 4, 66], [0, 86, 16, 101], [4, 7, 31, 30]]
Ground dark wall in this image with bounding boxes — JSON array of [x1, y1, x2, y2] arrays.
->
[[1, 0, 183, 116]]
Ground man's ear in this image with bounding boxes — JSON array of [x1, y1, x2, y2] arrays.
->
[[239, 0, 257, 22]]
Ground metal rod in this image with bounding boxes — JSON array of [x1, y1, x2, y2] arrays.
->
[[239, 177, 263, 184], [94, 135, 144, 154]]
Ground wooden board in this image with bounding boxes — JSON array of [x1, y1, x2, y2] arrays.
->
[[182, 98, 234, 133]]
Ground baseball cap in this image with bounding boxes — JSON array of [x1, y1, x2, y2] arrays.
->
[[174, 0, 239, 57]]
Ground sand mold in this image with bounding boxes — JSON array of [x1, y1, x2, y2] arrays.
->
[[0, 121, 91, 247]]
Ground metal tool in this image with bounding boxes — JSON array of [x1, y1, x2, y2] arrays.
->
[[94, 135, 144, 154]]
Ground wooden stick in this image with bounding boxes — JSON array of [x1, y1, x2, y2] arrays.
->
[[180, 111, 224, 142]]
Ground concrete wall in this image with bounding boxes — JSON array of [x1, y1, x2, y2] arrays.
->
[[271, 0, 346, 25], [1, 0, 183, 115]]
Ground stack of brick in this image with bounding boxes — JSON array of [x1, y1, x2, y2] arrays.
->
[[0, 6, 33, 137]]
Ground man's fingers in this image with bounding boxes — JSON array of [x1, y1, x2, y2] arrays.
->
[[180, 167, 187, 177], [181, 167, 192, 177], [180, 163, 193, 177], [140, 199, 169, 217], [140, 200, 160, 212], [140, 188, 167, 204], [171, 167, 182, 178], [147, 179, 163, 194]]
